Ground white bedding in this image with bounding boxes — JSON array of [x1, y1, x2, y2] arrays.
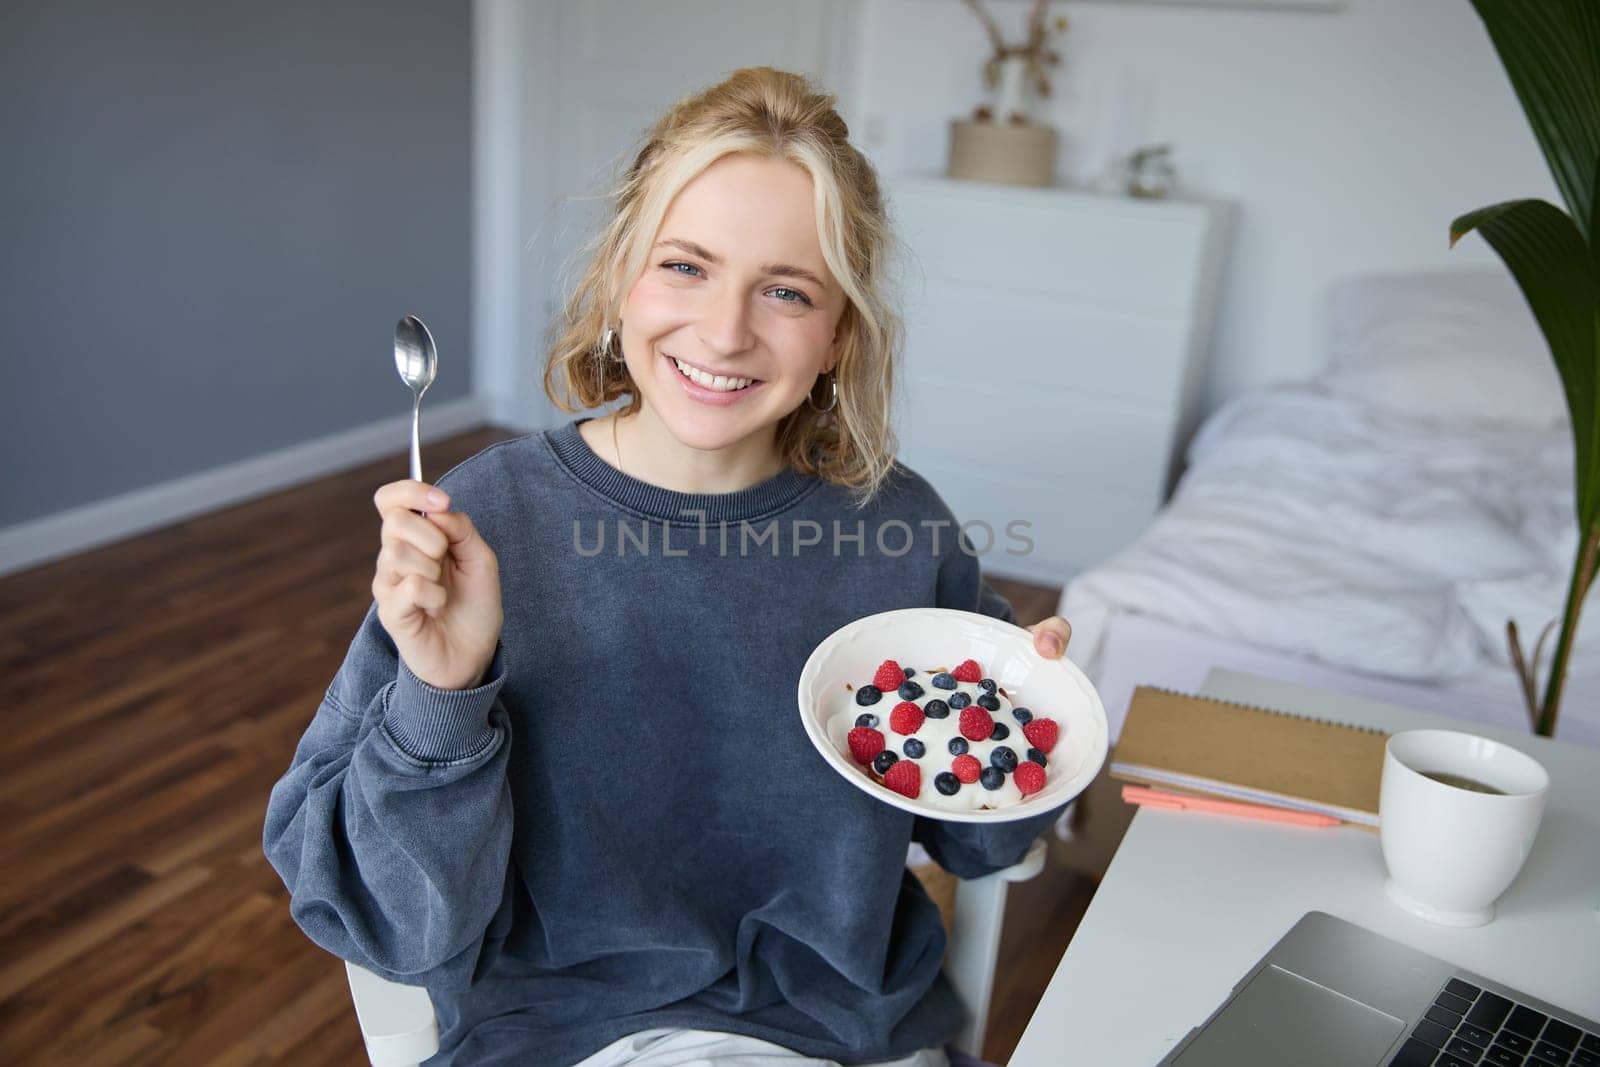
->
[[1059, 381, 1600, 747]]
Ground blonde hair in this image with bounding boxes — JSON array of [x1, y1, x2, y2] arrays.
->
[[541, 67, 904, 507]]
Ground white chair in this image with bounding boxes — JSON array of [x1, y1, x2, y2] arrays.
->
[[345, 838, 1049, 1067]]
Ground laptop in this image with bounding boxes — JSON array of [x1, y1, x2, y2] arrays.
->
[[1158, 911, 1599, 1067]]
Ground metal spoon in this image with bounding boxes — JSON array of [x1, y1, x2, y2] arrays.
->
[[393, 315, 438, 514]]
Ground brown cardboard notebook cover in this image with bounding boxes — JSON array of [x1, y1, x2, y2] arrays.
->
[[1110, 686, 1389, 827]]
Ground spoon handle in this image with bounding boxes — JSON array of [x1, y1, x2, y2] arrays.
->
[[410, 397, 425, 516], [410, 396, 424, 482]]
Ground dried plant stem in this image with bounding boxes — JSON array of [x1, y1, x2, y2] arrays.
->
[[962, 0, 1067, 100], [1506, 619, 1538, 727], [1506, 616, 1560, 731], [961, 0, 1006, 56]]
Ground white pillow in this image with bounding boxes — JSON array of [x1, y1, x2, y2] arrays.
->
[[1320, 268, 1567, 425]]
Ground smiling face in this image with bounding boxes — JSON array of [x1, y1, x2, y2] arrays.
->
[[617, 152, 844, 456]]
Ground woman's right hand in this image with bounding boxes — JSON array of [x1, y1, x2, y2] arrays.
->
[[372, 480, 504, 691]]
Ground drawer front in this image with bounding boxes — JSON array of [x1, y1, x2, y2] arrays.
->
[[904, 455, 1160, 586], [897, 371, 1176, 503], [890, 182, 1211, 317], [902, 280, 1192, 412]]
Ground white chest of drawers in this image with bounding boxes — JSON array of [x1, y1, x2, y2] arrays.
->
[[886, 173, 1235, 586]]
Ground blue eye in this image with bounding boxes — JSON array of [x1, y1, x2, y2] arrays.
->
[[659, 262, 813, 307]]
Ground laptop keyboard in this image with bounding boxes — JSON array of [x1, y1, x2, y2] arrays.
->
[[1389, 978, 1600, 1066]]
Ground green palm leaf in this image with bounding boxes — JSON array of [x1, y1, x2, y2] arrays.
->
[[1460, 0, 1600, 737], [1592, 153, 1600, 280], [1450, 200, 1600, 736], [1469, 0, 1600, 245], [1451, 200, 1599, 519]]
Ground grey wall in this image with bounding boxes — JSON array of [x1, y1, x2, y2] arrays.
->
[[2, 0, 472, 525]]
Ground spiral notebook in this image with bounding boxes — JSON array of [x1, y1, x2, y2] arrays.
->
[[1110, 686, 1390, 828]]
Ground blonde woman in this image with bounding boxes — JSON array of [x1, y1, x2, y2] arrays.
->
[[265, 67, 1075, 1067]]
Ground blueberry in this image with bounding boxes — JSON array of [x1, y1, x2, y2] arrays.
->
[[855, 712, 880, 728], [948, 737, 969, 756], [903, 738, 926, 759], [990, 746, 1018, 773], [931, 672, 957, 690], [897, 680, 925, 701], [924, 699, 950, 720], [935, 772, 961, 796], [979, 766, 1006, 791], [872, 751, 899, 775], [856, 685, 882, 706], [990, 722, 1010, 741], [949, 692, 971, 709], [976, 694, 1000, 711], [903, 668, 916, 677], [1027, 747, 1048, 767], [1012, 706, 1033, 724], [978, 678, 997, 693]]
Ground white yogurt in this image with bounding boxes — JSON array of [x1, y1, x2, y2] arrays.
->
[[835, 667, 1054, 812]]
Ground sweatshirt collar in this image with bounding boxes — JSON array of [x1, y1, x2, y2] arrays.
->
[[546, 418, 818, 523]]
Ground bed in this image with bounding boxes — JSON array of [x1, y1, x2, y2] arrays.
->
[[1057, 267, 1600, 750]]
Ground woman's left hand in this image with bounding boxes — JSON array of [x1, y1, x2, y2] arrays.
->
[[1027, 615, 1073, 659]]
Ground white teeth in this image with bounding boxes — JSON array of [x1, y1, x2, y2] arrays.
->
[[672, 356, 752, 392]]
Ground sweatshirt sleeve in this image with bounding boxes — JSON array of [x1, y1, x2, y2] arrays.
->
[[915, 526, 1072, 878], [262, 601, 516, 992]]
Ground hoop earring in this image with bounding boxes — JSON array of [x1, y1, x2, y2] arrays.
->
[[806, 371, 838, 413], [598, 325, 626, 365]]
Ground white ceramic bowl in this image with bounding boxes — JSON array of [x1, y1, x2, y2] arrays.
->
[[797, 607, 1109, 823]]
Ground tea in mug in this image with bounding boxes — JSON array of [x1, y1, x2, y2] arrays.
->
[[1419, 770, 1506, 795]]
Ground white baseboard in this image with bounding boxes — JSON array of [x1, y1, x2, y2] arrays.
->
[[0, 396, 496, 579]]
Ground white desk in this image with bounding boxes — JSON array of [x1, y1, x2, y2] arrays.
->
[[1008, 668, 1600, 1066]]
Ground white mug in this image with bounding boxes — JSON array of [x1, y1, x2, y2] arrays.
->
[[1379, 729, 1549, 927]]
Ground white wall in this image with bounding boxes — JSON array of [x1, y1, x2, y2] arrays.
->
[[846, 0, 1562, 415]]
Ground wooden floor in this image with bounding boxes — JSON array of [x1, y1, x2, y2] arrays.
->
[[0, 427, 1132, 1065]]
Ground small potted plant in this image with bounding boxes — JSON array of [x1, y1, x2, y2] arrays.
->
[[1451, 0, 1599, 739], [946, 0, 1070, 188], [1126, 144, 1177, 199]]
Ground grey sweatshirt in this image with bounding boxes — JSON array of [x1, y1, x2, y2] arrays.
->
[[263, 417, 1070, 1066]]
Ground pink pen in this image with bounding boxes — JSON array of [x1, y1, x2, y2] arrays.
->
[[1121, 784, 1341, 828]]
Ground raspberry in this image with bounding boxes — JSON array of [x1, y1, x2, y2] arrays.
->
[[959, 705, 994, 742], [1014, 761, 1046, 796], [883, 759, 921, 798], [848, 726, 885, 765], [1022, 718, 1059, 754], [873, 659, 907, 691], [889, 700, 925, 735], [951, 659, 983, 683], [951, 754, 981, 783]]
